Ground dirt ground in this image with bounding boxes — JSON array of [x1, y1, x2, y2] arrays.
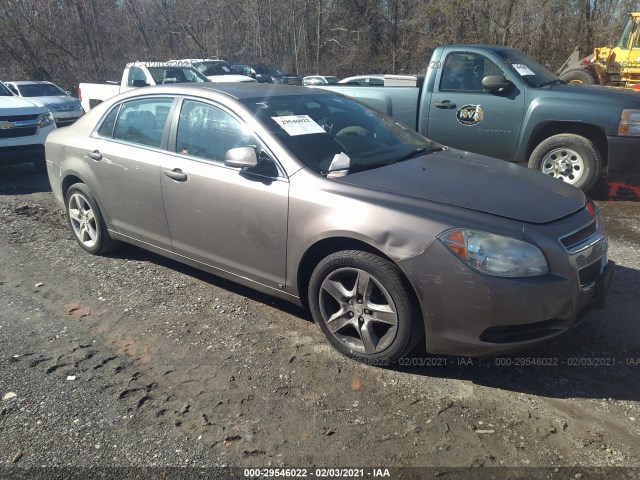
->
[[1, 164, 639, 476]]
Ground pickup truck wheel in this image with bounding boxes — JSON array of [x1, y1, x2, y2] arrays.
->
[[308, 250, 423, 364], [528, 134, 601, 192], [559, 68, 596, 85], [65, 183, 121, 255]]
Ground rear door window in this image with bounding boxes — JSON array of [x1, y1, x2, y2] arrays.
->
[[112, 97, 174, 148]]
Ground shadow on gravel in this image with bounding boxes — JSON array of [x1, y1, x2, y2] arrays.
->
[[396, 264, 640, 402], [0, 164, 51, 195], [108, 238, 640, 402], [108, 244, 309, 319]]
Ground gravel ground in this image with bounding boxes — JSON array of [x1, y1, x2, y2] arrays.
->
[[1, 164, 639, 477]]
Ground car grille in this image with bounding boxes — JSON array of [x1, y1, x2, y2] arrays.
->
[[0, 126, 38, 138], [0, 114, 39, 122], [560, 221, 597, 249], [578, 260, 602, 287], [55, 117, 81, 127]]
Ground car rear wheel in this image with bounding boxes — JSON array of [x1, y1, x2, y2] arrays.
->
[[65, 183, 120, 255], [528, 134, 601, 192], [308, 250, 423, 364]]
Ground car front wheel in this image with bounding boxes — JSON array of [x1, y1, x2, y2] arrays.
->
[[308, 250, 423, 364], [65, 183, 120, 255]]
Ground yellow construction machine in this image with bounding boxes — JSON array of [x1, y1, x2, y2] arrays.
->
[[558, 12, 640, 90]]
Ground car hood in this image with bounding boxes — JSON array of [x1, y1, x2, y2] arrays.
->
[[27, 96, 81, 109], [336, 148, 585, 224], [0, 95, 49, 115], [207, 74, 257, 83], [547, 83, 640, 106]]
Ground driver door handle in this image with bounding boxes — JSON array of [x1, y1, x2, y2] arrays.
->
[[87, 150, 102, 161], [164, 168, 187, 182], [435, 100, 457, 109]]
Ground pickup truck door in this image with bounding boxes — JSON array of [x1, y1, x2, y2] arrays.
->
[[426, 49, 525, 161]]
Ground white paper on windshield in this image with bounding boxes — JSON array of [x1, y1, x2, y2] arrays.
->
[[272, 115, 326, 136], [512, 64, 535, 76]]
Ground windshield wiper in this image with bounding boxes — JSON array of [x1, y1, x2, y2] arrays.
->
[[349, 147, 443, 174], [390, 146, 444, 163], [538, 79, 567, 87]]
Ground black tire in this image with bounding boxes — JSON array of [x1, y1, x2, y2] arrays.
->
[[528, 134, 601, 192], [64, 182, 120, 255], [308, 250, 423, 364], [559, 68, 596, 85], [33, 157, 47, 174]]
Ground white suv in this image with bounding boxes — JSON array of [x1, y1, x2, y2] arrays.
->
[[1, 80, 56, 172]]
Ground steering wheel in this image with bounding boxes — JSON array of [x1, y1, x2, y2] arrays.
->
[[335, 126, 371, 138]]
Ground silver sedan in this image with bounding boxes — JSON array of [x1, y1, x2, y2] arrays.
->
[[45, 84, 613, 363]]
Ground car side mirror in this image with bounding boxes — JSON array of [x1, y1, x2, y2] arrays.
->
[[132, 79, 149, 87], [482, 75, 511, 92], [224, 146, 258, 169]]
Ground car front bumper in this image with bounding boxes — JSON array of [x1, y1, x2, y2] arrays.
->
[[398, 212, 612, 357]]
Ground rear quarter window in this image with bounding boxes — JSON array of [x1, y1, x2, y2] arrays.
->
[[96, 105, 120, 138]]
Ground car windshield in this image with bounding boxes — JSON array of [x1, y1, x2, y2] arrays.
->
[[147, 67, 209, 84], [325, 77, 340, 84], [0, 82, 13, 96], [240, 94, 439, 175], [255, 65, 283, 75], [195, 61, 234, 76], [496, 50, 560, 88], [14, 83, 68, 97]]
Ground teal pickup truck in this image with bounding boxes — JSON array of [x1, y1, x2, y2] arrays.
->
[[320, 45, 640, 192]]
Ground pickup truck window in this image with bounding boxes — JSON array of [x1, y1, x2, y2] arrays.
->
[[440, 52, 504, 92], [147, 67, 208, 84], [194, 61, 234, 76], [0, 83, 13, 96], [240, 94, 435, 175], [127, 67, 147, 87], [112, 97, 173, 148], [497, 50, 558, 88], [176, 99, 256, 162]]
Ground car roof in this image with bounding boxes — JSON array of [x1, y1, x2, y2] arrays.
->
[[116, 83, 334, 101], [8, 80, 55, 85], [175, 58, 228, 63], [340, 75, 385, 81]]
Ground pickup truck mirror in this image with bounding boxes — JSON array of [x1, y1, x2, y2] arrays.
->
[[132, 79, 150, 87], [482, 75, 511, 92], [224, 146, 258, 169]]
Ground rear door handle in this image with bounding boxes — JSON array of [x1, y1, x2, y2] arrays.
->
[[87, 150, 102, 161], [435, 100, 457, 109], [164, 168, 187, 182]]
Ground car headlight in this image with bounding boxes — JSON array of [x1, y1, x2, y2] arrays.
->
[[618, 109, 640, 136], [439, 229, 549, 278], [38, 112, 55, 128]]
